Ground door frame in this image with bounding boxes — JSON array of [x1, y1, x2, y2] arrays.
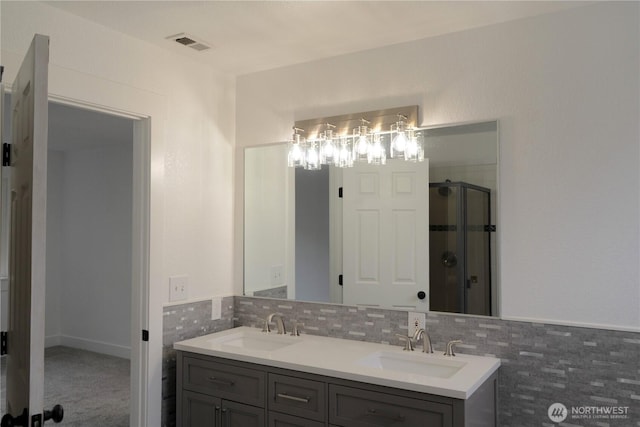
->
[[2, 55, 166, 425], [48, 92, 154, 427]]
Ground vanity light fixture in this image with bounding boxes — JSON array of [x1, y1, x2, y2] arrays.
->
[[390, 114, 409, 159], [305, 139, 321, 170], [337, 135, 354, 168], [404, 128, 425, 162], [288, 105, 423, 169], [287, 127, 306, 168], [319, 123, 338, 166], [353, 118, 372, 163]]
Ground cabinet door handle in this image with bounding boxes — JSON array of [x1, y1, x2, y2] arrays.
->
[[367, 408, 405, 422], [207, 376, 235, 386], [276, 392, 310, 403]]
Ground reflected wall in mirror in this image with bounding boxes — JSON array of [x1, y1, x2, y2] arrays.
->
[[244, 120, 498, 316]]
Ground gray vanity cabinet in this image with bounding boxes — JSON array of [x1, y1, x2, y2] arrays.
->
[[177, 351, 497, 427], [177, 353, 266, 427]]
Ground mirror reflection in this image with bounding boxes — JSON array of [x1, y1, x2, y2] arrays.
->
[[244, 120, 497, 316]]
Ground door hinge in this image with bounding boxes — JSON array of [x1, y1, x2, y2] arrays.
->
[[142, 329, 149, 342], [338, 274, 343, 286], [338, 187, 343, 198], [2, 143, 11, 167], [1, 331, 7, 355]]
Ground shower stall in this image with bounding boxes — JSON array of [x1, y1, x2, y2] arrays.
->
[[429, 181, 492, 316]]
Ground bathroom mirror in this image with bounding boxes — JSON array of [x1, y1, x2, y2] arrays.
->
[[244, 120, 498, 316]]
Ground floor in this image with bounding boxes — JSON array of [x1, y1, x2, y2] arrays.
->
[[1, 346, 130, 426]]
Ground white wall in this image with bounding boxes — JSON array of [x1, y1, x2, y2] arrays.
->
[[1, 3, 236, 424], [236, 2, 640, 329], [1, 1, 236, 303], [46, 144, 132, 357]]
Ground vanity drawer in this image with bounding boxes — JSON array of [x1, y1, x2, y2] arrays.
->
[[269, 411, 326, 427], [182, 356, 265, 407], [329, 384, 453, 427], [269, 373, 326, 422]]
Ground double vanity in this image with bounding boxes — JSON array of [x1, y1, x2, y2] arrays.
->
[[174, 323, 500, 427]]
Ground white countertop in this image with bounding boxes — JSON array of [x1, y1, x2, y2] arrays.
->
[[174, 326, 500, 400]]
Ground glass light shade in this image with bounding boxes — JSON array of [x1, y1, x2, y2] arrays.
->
[[390, 119, 408, 159], [319, 133, 338, 166], [353, 126, 371, 163], [404, 130, 424, 162], [287, 134, 306, 168], [337, 138, 354, 168], [368, 133, 386, 165], [305, 140, 321, 170]]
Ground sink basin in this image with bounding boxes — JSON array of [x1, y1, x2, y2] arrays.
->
[[357, 351, 466, 379], [207, 330, 297, 352]]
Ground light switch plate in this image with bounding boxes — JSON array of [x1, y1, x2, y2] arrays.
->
[[270, 265, 284, 286], [211, 297, 222, 320], [408, 312, 426, 335], [169, 275, 188, 302]]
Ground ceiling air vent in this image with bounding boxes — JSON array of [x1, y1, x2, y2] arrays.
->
[[166, 33, 212, 52]]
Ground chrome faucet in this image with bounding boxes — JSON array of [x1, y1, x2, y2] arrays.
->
[[264, 313, 287, 335], [413, 328, 433, 354], [444, 339, 462, 356]]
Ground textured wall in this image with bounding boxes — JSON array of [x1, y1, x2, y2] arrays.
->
[[234, 296, 640, 426], [235, 2, 640, 329]]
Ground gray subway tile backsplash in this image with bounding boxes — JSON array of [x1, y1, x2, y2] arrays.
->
[[162, 295, 640, 427]]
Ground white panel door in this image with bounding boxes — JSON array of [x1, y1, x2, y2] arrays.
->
[[3, 34, 50, 427], [343, 159, 429, 309]]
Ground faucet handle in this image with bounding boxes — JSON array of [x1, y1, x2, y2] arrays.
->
[[396, 334, 415, 351], [290, 321, 302, 336], [444, 339, 463, 356], [261, 317, 271, 333]]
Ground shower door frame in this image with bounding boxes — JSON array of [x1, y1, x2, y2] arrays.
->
[[429, 181, 492, 315]]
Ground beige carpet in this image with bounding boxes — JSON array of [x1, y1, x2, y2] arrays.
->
[[1, 346, 130, 426]]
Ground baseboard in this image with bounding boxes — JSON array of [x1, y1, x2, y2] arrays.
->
[[59, 335, 131, 360], [45, 334, 62, 348]]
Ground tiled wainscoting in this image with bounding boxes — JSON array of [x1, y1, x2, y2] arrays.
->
[[162, 297, 235, 427], [163, 295, 640, 427]]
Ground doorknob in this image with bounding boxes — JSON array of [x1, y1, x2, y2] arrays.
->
[[43, 405, 64, 424], [1, 409, 28, 427]]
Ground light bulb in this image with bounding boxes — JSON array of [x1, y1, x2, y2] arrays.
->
[[391, 132, 408, 157]]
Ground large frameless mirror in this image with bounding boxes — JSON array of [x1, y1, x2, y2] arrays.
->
[[244, 119, 498, 316]]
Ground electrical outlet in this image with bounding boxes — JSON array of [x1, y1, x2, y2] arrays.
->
[[169, 275, 188, 302], [408, 312, 426, 335], [270, 265, 284, 286], [211, 297, 222, 320]]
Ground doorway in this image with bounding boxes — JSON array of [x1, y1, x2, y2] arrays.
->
[[1, 96, 136, 425]]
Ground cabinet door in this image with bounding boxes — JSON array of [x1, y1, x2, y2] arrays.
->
[[182, 390, 221, 427], [222, 400, 265, 427]]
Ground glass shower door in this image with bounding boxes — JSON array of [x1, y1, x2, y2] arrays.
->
[[429, 181, 491, 315]]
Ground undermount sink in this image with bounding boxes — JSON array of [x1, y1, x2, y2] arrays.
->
[[207, 329, 297, 352], [357, 351, 466, 379]]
